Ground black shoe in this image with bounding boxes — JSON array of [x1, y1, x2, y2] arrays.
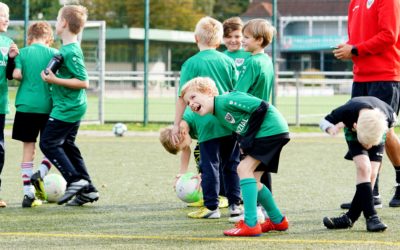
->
[[366, 215, 387, 232], [389, 185, 400, 207], [22, 195, 42, 208], [323, 214, 353, 229], [57, 179, 89, 205], [66, 191, 99, 206], [340, 196, 382, 209]]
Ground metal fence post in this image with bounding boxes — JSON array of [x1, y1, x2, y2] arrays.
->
[[295, 71, 300, 126]]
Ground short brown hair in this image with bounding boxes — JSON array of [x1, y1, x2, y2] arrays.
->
[[60, 5, 88, 34], [243, 19, 276, 48], [159, 126, 180, 155], [27, 21, 54, 46], [223, 17, 243, 37]]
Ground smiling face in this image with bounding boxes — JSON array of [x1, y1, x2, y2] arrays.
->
[[182, 90, 213, 116], [242, 30, 263, 54], [0, 8, 9, 33], [223, 29, 242, 52]]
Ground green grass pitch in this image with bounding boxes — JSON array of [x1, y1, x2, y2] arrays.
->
[[0, 133, 399, 249]]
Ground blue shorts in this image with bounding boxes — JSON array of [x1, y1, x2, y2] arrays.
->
[[352, 81, 400, 115]]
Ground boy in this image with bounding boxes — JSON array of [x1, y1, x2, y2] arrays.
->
[[0, 2, 17, 207], [222, 17, 251, 78], [40, 5, 98, 206], [320, 96, 392, 232], [12, 21, 57, 207], [181, 77, 289, 237], [170, 16, 241, 219]]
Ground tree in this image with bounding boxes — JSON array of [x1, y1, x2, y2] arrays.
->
[[212, 0, 249, 22]]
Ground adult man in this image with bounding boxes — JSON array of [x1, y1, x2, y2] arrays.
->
[[333, 0, 400, 207]]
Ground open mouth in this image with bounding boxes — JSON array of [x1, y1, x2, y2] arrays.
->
[[191, 104, 201, 112]]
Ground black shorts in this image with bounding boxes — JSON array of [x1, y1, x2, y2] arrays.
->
[[12, 112, 49, 142], [352, 81, 400, 115], [344, 140, 384, 162], [242, 133, 290, 173]]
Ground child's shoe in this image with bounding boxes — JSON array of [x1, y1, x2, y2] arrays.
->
[[228, 206, 265, 223], [0, 199, 6, 208], [218, 196, 228, 208], [223, 220, 262, 237], [31, 171, 47, 201], [366, 215, 387, 232], [22, 195, 42, 208], [188, 207, 220, 219], [323, 214, 353, 229], [261, 216, 289, 233], [58, 179, 89, 205], [187, 199, 204, 207]]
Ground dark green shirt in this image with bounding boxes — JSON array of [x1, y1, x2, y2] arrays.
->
[[214, 91, 289, 138], [15, 43, 58, 113], [0, 35, 14, 114]]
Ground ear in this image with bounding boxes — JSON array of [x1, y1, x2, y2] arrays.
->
[[194, 35, 199, 43], [353, 122, 357, 131]]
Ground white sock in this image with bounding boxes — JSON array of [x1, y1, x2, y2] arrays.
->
[[21, 162, 34, 197], [39, 158, 52, 178]]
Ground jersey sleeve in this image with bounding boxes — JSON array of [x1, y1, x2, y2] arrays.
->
[[64, 51, 88, 81]]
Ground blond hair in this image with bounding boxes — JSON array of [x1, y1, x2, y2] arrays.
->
[[159, 126, 180, 155], [181, 77, 219, 100], [223, 16, 243, 37], [243, 18, 276, 48], [27, 21, 54, 46], [357, 108, 388, 146], [194, 16, 223, 47], [0, 2, 9, 14], [59, 5, 88, 34]]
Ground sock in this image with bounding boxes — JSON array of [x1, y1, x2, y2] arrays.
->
[[346, 184, 363, 223], [240, 178, 258, 227], [359, 182, 376, 219], [373, 174, 379, 197], [21, 162, 34, 198], [39, 158, 52, 178], [260, 172, 272, 193], [257, 184, 283, 224], [395, 167, 400, 184]]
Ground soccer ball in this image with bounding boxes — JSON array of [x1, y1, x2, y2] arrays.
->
[[113, 123, 127, 137], [175, 172, 202, 203], [44, 174, 67, 202]]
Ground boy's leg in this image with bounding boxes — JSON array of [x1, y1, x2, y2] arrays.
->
[[386, 129, 400, 207], [0, 114, 5, 207], [260, 172, 272, 193]]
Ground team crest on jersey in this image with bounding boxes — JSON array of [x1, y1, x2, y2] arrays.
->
[[225, 113, 235, 124], [235, 58, 245, 67], [367, 0, 374, 9]]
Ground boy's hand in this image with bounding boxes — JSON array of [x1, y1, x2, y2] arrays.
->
[[192, 174, 202, 191], [8, 43, 19, 58], [171, 124, 181, 145], [41, 69, 56, 83], [333, 44, 352, 60], [327, 122, 344, 136]]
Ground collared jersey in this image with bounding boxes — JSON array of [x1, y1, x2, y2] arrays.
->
[[214, 91, 289, 138], [51, 42, 88, 122], [0, 35, 14, 114], [15, 43, 58, 113], [235, 53, 274, 101], [223, 49, 251, 78]]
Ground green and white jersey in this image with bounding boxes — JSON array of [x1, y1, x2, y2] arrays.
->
[[15, 43, 58, 113], [51, 42, 88, 122], [223, 49, 251, 78], [214, 91, 289, 138], [235, 53, 274, 101], [0, 35, 14, 114], [178, 49, 237, 142]]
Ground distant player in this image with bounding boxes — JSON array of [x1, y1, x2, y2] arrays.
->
[[12, 21, 57, 207], [320, 96, 391, 232], [181, 77, 289, 237]]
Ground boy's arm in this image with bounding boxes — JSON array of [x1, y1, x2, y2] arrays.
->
[[12, 69, 22, 80], [172, 97, 186, 145], [41, 70, 89, 89], [178, 145, 191, 174]]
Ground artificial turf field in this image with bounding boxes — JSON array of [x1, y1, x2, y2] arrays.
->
[[0, 132, 399, 249]]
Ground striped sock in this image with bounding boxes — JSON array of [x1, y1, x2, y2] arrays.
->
[[21, 162, 34, 198], [39, 158, 52, 178]]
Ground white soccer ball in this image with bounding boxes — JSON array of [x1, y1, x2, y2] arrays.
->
[[44, 174, 67, 202], [175, 172, 202, 203], [113, 123, 127, 137]]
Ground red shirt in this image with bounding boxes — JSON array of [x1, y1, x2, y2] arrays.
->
[[348, 0, 400, 82]]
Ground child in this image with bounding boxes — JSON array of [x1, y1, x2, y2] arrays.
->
[[170, 16, 241, 219], [12, 21, 57, 207], [181, 77, 289, 237], [40, 5, 98, 206], [0, 2, 18, 208], [222, 17, 251, 78], [320, 96, 391, 232]]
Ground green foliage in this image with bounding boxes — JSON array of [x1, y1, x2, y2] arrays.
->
[[212, 0, 249, 22]]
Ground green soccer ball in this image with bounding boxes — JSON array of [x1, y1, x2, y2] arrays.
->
[[175, 172, 203, 203]]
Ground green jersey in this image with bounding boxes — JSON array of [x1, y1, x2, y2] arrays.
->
[[214, 91, 289, 138], [235, 53, 274, 101], [51, 42, 88, 122], [15, 43, 58, 113], [223, 49, 251, 78], [0, 35, 14, 114], [178, 49, 237, 142]]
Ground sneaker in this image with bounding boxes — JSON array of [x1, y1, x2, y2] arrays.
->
[[187, 199, 204, 207], [228, 206, 266, 223], [57, 179, 89, 205], [219, 196, 228, 208], [223, 220, 262, 237], [188, 207, 220, 219], [389, 184, 400, 207], [66, 191, 99, 206], [22, 195, 43, 208], [228, 203, 243, 218], [0, 199, 6, 208], [261, 216, 289, 233], [323, 214, 353, 229], [340, 196, 383, 209], [31, 171, 47, 201], [366, 214, 387, 232]]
